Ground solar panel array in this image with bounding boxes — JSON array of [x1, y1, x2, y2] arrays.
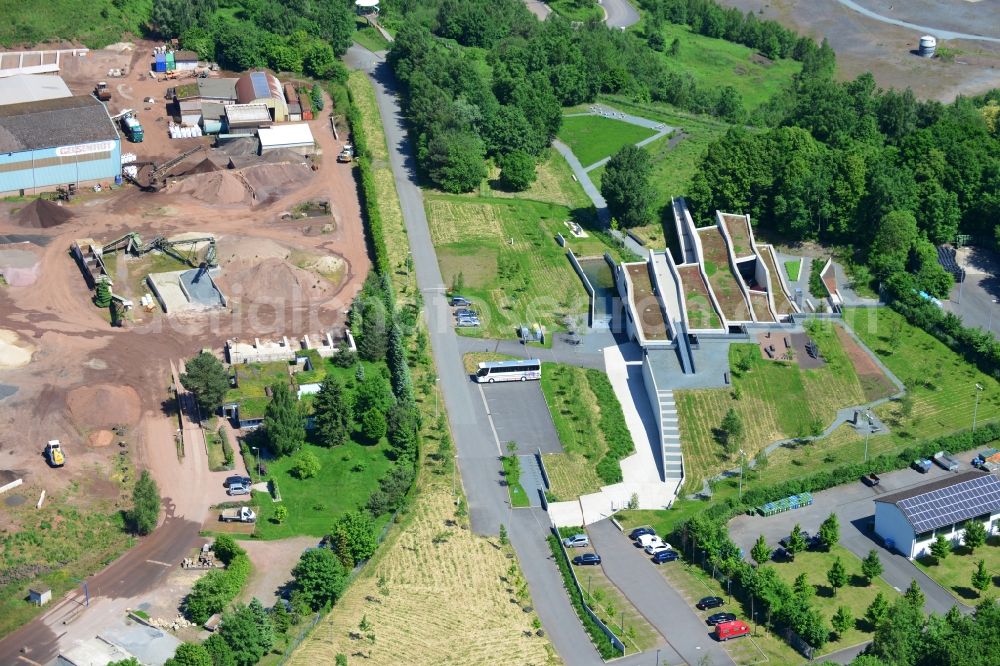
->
[[897, 474, 1000, 533]]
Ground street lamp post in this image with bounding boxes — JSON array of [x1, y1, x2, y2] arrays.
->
[[655, 648, 661, 666], [863, 410, 874, 463], [738, 449, 746, 500], [973, 384, 984, 433]]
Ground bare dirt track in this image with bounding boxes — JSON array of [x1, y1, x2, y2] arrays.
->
[[0, 73, 369, 661], [716, 0, 1000, 100]]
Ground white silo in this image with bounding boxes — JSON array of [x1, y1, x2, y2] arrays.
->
[[919, 35, 937, 58]]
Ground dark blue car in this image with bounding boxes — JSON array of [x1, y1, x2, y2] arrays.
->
[[629, 527, 656, 541], [651, 549, 678, 564], [573, 553, 602, 566]]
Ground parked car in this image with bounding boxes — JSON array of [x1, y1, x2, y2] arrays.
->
[[456, 318, 480, 327], [715, 620, 750, 641], [912, 458, 932, 473], [707, 612, 738, 626], [454, 308, 478, 318], [637, 533, 663, 549], [780, 531, 814, 549], [651, 549, 678, 564], [696, 596, 725, 610], [573, 553, 602, 566], [563, 534, 590, 548], [224, 475, 251, 489], [629, 526, 656, 541], [862, 473, 881, 487], [772, 546, 793, 562], [450, 296, 471, 307], [227, 483, 250, 496], [645, 543, 670, 556]]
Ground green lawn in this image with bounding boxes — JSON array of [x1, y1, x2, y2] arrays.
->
[[915, 537, 1000, 603], [205, 427, 233, 472], [502, 456, 530, 508], [572, 563, 662, 654], [428, 194, 623, 339], [677, 320, 871, 492], [0, 0, 152, 48], [652, 22, 801, 112], [548, 0, 603, 22], [353, 17, 391, 52], [557, 115, 658, 168], [540, 363, 613, 499], [785, 259, 802, 281], [251, 441, 394, 539]]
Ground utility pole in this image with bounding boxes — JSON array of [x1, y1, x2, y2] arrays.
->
[[973, 383, 984, 433], [863, 411, 874, 463], [738, 449, 746, 499]]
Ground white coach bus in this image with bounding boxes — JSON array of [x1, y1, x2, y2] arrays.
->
[[474, 359, 542, 383]]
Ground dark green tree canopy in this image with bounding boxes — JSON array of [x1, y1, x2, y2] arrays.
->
[[601, 144, 655, 229], [181, 352, 230, 415]]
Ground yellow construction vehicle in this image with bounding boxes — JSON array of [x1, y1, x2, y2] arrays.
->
[[45, 440, 65, 467]]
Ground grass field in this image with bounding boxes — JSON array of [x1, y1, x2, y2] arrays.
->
[[478, 148, 594, 210], [347, 71, 415, 301], [540, 363, 612, 499], [205, 427, 232, 472], [354, 17, 391, 53], [677, 321, 872, 492], [0, 0, 151, 47], [915, 537, 1000, 603], [785, 259, 802, 281], [548, 0, 603, 22], [652, 22, 801, 112], [573, 563, 662, 654], [557, 115, 658, 167], [428, 194, 619, 338], [250, 441, 393, 539]]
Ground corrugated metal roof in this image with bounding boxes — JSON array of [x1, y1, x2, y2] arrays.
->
[[0, 74, 71, 106], [0, 95, 118, 153], [258, 123, 314, 148], [195, 78, 238, 101], [876, 470, 1000, 533], [236, 71, 282, 104], [174, 50, 199, 61], [224, 103, 271, 124]]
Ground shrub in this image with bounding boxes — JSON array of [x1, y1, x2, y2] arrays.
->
[[219, 428, 234, 467], [291, 451, 321, 479], [586, 370, 633, 484]]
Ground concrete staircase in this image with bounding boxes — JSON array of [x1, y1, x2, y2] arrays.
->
[[658, 390, 684, 481]]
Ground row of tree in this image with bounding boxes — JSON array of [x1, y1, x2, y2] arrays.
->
[[151, 0, 355, 80]]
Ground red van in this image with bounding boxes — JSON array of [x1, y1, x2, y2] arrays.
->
[[715, 620, 750, 641]]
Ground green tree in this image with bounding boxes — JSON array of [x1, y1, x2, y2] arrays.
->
[[861, 549, 883, 584], [361, 408, 388, 443], [128, 469, 160, 535], [218, 599, 274, 666], [601, 145, 655, 228], [336, 655, 348, 666], [313, 0, 355, 56], [291, 547, 347, 611], [357, 296, 388, 361], [165, 642, 213, 666], [903, 579, 925, 609], [831, 605, 853, 639], [972, 559, 991, 595], [291, 451, 321, 479], [788, 524, 807, 555], [212, 534, 242, 565], [303, 41, 338, 79], [331, 511, 379, 567], [499, 523, 509, 546], [869, 210, 918, 280], [963, 520, 988, 553], [94, 277, 112, 307], [107, 659, 141, 666], [498, 150, 537, 191], [180, 351, 230, 415], [751, 535, 771, 567], [669, 37, 681, 56], [718, 408, 744, 453], [264, 383, 304, 457], [310, 84, 325, 113], [865, 591, 891, 629], [819, 513, 840, 550], [353, 369, 395, 419], [868, 598, 924, 665], [827, 557, 847, 596], [426, 129, 488, 193], [313, 376, 350, 447], [930, 533, 951, 562], [273, 505, 288, 524], [203, 634, 235, 666], [793, 572, 812, 599]]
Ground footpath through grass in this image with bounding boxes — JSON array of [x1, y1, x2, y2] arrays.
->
[[557, 114, 658, 167], [915, 537, 1000, 603]]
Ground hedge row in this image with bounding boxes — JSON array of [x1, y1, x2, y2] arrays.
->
[[219, 427, 234, 467], [345, 89, 390, 276], [699, 421, 1000, 525], [183, 550, 251, 624], [586, 370, 634, 484], [546, 535, 619, 659]]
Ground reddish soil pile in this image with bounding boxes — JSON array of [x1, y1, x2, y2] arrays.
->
[[184, 158, 224, 175], [88, 430, 114, 447], [220, 256, 337, 304], [67, 384, 141, 428], [171, 170, 251, 205], [12, 199, 74, 228]]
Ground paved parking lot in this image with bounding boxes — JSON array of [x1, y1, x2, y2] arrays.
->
[[479, 381, 563, 454], [728, 450, 983, 615]]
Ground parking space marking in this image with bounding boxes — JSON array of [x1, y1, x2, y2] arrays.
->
[[477, 384, 503, 456]]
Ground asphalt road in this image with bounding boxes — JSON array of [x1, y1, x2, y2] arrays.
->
[[345, 45, 610, 666], [589, 520, 737, 666], [601, 0, 641, 29]]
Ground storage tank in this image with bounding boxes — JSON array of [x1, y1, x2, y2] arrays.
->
[[154, 52, 166, 72], [919, 35, 937, 58], [165, 51, 175, 71]]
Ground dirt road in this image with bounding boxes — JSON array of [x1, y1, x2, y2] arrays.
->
[[0, 80, 370, 660]]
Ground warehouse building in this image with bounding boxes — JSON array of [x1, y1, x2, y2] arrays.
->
[[874, 470, 1000, 559], [0, 95, 121, 195], [0, 74, 71, 105], [258, 124, 315, 155], [235, 71, 288, 122]]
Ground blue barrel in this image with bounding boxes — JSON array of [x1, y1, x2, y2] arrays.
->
[[115, 175, 123, 185]]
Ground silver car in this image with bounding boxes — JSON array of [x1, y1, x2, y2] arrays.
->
[[227, 483, 250, 496]]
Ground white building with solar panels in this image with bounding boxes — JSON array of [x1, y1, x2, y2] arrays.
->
[[874, 470, 1000, 559]]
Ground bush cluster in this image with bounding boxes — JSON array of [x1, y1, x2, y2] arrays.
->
[[345, 93, 390, 276], [219, 428, 234, 468], [586, 371, 634, 484], [183, 539, 252, 624]]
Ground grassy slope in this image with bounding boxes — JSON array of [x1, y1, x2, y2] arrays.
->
[[677, 321, 869, 491], [557, 115, 657, 167], [652, 22, 800, 112], [541, 363, 608, 499], [0, 0, 152, 47]]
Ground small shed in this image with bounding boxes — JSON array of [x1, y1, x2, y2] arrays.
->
[[174, 50, 200, 70], [258, 123, 315, 156], [204, 613, 223, 632], [153, 53, 166, 73], [29, 587, 52, 606]]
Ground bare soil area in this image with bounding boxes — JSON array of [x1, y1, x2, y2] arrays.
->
[[716, 0, 1000, 100], [834, 326, 896, 401]]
